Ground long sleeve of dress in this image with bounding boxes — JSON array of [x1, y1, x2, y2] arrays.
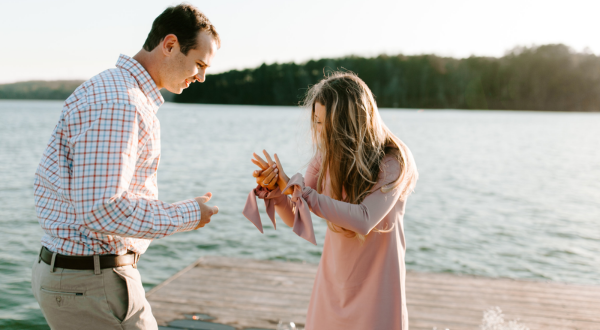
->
[[269, 156, 321, 226], [245, 183, 316, 244], [289, 156, 401, 236]]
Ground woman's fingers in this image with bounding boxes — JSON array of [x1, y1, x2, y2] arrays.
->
[[251, 158, 267, 170], [252, 152, 279, 189], [273, 153, 285, 173], [251, 153, 269, 170], [261, 165, 274, 177], [252, 152, 269, 168], [262, 169, 277, 185], [267, 173, 279, 190], [263, 150, 275, 166], [262, 166, 279, 186]]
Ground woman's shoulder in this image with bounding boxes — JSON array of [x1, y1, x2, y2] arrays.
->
[[377, 149, 402, 186], [382, 146, 401, 166], [379, 140, 418, 197]]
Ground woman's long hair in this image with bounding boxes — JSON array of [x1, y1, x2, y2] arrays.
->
[[304, 71, 418, 242]]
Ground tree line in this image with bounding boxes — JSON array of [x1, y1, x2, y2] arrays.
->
[[2, 44, 598, 111], [0, 80, 84, 100], [175, 44, 600, 111]]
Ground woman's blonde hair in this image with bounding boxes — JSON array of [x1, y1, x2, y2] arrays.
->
[[304, 71, 418, 242]]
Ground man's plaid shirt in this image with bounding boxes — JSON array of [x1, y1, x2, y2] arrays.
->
[[34, 54, 202, 256]]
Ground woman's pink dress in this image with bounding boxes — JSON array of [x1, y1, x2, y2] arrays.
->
[[272, 154, 409, 330]]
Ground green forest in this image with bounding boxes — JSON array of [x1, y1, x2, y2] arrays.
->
[[2, 44, 599, 111], [176, 44, 600, 111], [0, 80, 83, 100]]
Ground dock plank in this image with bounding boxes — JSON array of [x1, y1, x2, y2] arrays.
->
[[146, 257, 600, 330]]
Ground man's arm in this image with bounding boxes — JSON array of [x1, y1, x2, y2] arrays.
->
[[68, 103, 215, 238]]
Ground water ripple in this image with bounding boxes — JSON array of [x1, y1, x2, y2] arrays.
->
[[1, 102, 599, 329]]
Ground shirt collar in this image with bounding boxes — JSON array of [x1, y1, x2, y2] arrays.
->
[[115, 54, 164, 109]]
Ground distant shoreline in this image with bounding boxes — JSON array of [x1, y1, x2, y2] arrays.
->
[[0, 80, 84, 101], [4, 44, 600, 112], [3, 99, 600, 113]]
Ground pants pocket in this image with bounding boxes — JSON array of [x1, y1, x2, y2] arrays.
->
[[112, 267, 146, 323], [111, 266, 158, 329], [40, 287, 85, 307], [41, 288, 84, 296], [104, 269, 128, 322], [33, 262, 125, 330]]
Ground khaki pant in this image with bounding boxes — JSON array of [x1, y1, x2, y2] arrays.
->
[[31, 252, 158, 330]]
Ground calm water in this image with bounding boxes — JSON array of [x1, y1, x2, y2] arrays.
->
[[1, 100, 599, 329]]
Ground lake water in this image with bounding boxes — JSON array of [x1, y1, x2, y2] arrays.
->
[[1, 100, 599, 329]]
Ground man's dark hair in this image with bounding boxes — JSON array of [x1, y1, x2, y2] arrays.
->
[[143, 3, 221, 55]]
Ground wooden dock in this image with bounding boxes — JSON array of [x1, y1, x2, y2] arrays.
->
[[146, 256, 600, 330]]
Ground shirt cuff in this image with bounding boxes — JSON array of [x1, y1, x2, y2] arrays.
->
[[173, 199, 202, 232]]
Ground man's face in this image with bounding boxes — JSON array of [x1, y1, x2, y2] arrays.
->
[[161, 30, 218, 94]]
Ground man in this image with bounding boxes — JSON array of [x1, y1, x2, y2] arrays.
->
[[31, 4, 220, 329]]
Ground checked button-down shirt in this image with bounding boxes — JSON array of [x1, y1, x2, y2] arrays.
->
[[34, 54, 202, 256]]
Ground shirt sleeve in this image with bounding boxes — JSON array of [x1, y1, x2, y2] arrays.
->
[[69, 103, 201, 239], [301, 157, 402, 235]]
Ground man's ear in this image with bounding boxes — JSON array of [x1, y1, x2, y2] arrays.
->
[[161, 34, 179, 57]]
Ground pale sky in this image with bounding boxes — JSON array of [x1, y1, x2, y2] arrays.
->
[[1, 0, 599, 84]]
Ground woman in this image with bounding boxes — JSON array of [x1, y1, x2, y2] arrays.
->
[[250, 72, 418, 330]]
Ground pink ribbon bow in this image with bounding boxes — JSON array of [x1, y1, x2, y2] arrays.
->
[[242, 185, 279, 233], [283, 173, 317, 245], [242, 174, 317, 245]]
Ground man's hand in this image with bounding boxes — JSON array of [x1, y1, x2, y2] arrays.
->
[[194, 192, 219, 229]]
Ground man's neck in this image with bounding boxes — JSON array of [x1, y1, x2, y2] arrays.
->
[[133, 50, 163, 89]]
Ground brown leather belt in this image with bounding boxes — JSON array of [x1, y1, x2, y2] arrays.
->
[[40, 247, 139, 270]]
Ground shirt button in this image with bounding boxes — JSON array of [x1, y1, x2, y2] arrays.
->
[[56, 297, 61, 302]]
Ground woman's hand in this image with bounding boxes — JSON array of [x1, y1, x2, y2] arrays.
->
[[252, 150, 292, 194], [252, 158, 279, 190]]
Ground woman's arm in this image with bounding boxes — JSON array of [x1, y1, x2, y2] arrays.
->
[[290, 157, 401, 235], [272, 194, 295, 227], [272, 155, 320, 227]]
